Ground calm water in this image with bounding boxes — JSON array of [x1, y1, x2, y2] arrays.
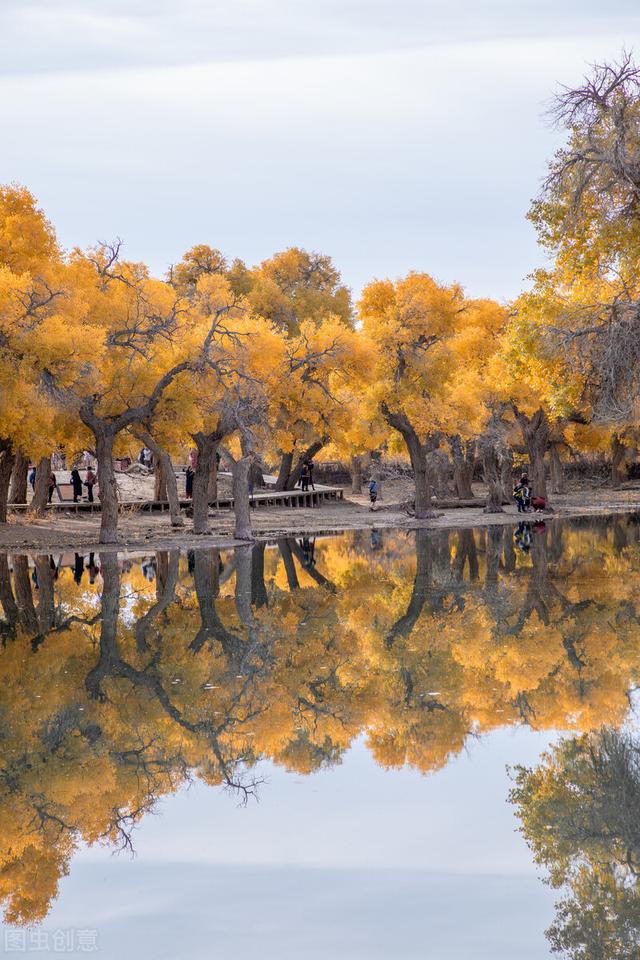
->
[[1, 517, 639, 959]]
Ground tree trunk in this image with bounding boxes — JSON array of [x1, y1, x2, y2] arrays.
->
[[382, 406, 435, 518], [192, 433, 218, 534], [134, 551, 179, 653], [499, 447, 513, 504], [274, 451, 293, 492], [34, 555, 55, 634], [287, 440, 325, 490], [234, 544, 255, 630], [31, 456, 50, 516], [549, 443, 566, 495], [86, 552, 121, 700], [518, 408, 549, 502], [161, 455, 183, 527], [449, 435, 475, 500], [189, 549, 226, 655], [611, 435, 625, 488], [454, 529, 479, 581], [278, 539, 300, 590], [9, 450, 28, 504], [613, 519, 629, 553], [485, 527, 503, 587], [137, 430, 184, 528], [0, 444, 15, 523], [0, 554, 18, 632], [154, 460, 167, 501], [350, 454, 363, 495], [427, 449, 451, 499], [251, 542, 268, 607], [95, 430, 119, 544], [12, 555, 38, 634], [480, 437, 505, 513], [232, 455, 254, 541], [412, 445, 433, 518], [386, 528, 431, 647], [207, 453, 218, 502], [503, 526, 516, 573]]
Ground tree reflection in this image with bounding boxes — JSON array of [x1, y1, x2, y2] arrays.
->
[[511, 726, 640, 959], [0, 517, 640, 928]]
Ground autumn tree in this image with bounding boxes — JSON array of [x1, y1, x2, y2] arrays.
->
[[359, 274, 506, 517], [245, 247, 352, 336], [0, 186, 66, 520]]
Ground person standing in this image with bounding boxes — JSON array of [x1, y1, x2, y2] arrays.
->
[[71, 467, 83, 502], [513, 474, 530, 513], [307, 459, 316, 490], [47, 471, 57, 503], [185, 464, 194, 499], [28, 467, 36, 492], [84, 467, 97, 503], [300, 461, 310, 492]]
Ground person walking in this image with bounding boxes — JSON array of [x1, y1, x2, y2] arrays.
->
[[71, 467, 83, 503], [368, 478, 378, 510], [84, 467, 97, 503]]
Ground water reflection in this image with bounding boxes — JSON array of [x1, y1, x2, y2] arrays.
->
[[1, 519, 640, 954], [511, 727, 640, 960]]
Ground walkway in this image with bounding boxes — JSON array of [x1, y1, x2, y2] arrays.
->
[[7, 485, 344, 514]]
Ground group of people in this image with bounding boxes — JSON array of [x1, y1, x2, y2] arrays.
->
[[70, 467, 97, 502], [28, 466, 97, 503], [513, 474, 546, 514]]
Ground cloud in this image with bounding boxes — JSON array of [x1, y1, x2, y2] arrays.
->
[[1, 0, 639, 76], [1, 6, 639, 303]]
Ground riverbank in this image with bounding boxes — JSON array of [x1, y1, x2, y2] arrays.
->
[[1, 482, 640, 552]]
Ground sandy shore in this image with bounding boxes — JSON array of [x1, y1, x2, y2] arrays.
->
[[1, 481, 640, 552]]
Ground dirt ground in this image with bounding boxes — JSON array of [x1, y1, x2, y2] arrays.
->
[[3, 475, 640, 552]]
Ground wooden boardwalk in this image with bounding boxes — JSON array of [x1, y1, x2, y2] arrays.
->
[[7, 486, 345, 515]]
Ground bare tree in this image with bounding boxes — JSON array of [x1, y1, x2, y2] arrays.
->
[[535, 53, 640, 426]]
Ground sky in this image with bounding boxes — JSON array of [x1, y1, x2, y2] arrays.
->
[[1, 2, 640, 301], [1, 730, 558, 958]]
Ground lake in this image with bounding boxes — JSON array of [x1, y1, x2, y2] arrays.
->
[[0, 516, 638, 959]]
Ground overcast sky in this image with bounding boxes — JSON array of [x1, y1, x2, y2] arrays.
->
[[1, 1, 640, 301]]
